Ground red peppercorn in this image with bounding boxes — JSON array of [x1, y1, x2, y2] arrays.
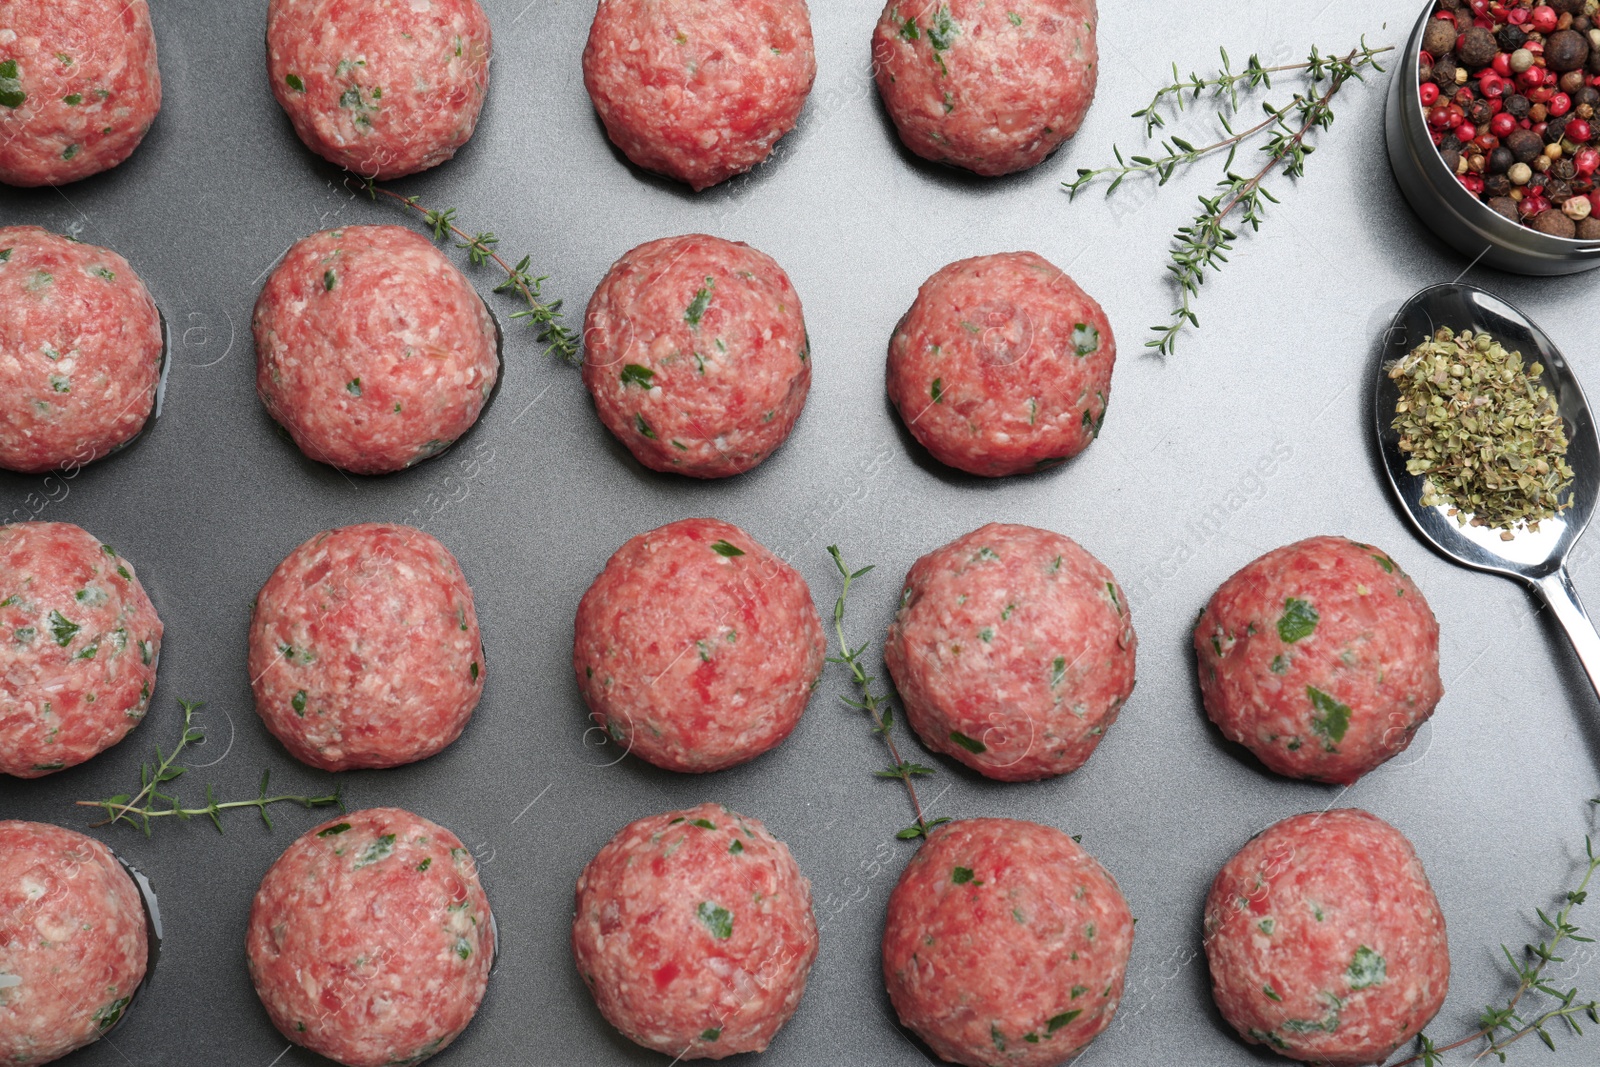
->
[[1509, 7, 1531, 25], [1456, 122, 1480, 141], [1530, 87, 1556, 104], [1461, 173, 1486, 194], [1493, 53, 1513, 77], [1533, 5, 1559, 34], [1576, 147, 1600, 174], [1535, 121, 1550, 136], [1568, 118, 1593, 142], [1521, 194, 1552, 216], [1551, 92, 1574, 117], [1481, 73, 1509, 97], [1477, 132, 1502, 151], [1518, 68, 1546, 91], [1492, 111, 1519, 137], [1421, 82, 1441, 107]]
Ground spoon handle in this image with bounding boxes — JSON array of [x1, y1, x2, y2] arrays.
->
[[1534, 568, 1600, 703]]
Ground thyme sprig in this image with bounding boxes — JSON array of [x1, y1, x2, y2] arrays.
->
[[1065, 40, 1390, 356], [77, 699, 342, 835], [351, 177, 580, 364], [1131, 43, 1392, 135], [827, 546, 947, 841], [1391, 803, 1600, 1066]]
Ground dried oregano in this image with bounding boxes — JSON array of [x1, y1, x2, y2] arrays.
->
[[1389, 327, 1574, 538]]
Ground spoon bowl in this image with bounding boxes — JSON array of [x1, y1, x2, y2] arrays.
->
[[1377, 282, 1600, 700]]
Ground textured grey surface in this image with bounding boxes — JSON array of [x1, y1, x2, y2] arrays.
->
[[3, 1, 1600, 1065]]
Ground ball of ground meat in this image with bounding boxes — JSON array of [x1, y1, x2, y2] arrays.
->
[[872, 0, 1098, 176], [583, 0, 816, 190], [886, 251, 1114, 476], [885, 523, 1135, 782], [1193, 537, 1443, 785], [0, 821, 148, 1065], [574, 518, 824, 773], [249, 523, 483, 771], [1204, 809, 1449, 1066], [253, 224, 499, 475], [0, 227, 163, 474], [266, 0, 492, 180], [0, 0, 162, 187], [247, 808, 494, 1067], [572, 803, 818, 1059], [582, 234, 811, 479], [0, 522, 161, 779], [883, 818, 1134, 1067]]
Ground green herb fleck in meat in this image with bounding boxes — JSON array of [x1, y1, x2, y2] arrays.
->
[[702, 1028, 721, 1042], [285, 73, 305, 92], [0, 61, 24, 109], [620, 364, 655, 388], [353, 834, 397, 868], [455, 937, 472, 960], [49, 375, 69, 394], [952, 866, 975, 884], [1277, 598, 1319, 643], [1258, 918, 1275, 934], [949, 730, 986, 754], [1072, 323, 1100, 356], [1047, 1010, 1081, 1033], [1306, 687, 1351, 749], [1051, 656, 1067, 687], [690, 818, 716, 830], [696, 901, 733, 939], [317, 822, 352, 837], [978, 627, 993, 642], [685, 278, 714, 327], [346, 378, 361, 396], [899, 11, 920, 40], [729, 839, 744, 854], [1007, 11, 1023, 25], [417, 857, 432, 871], [93, 996, 130, 1032], [292, 690, 307, 716], [49, 610, 79, 646], [634, 412, 657, 440], [0, 249, 10, 263], [710, 540, 745, 558], [1269, 654, 1289, 675], [324, 269, 337, 292], [931, 377, 944, 403], [1346, 945, 1386, 989], [1263, 983, 1283, 1002], [61, 145, 78, 161], [63, 93, 82, 106], [469, 661, 479, 681], [927, 6, 959, 51]]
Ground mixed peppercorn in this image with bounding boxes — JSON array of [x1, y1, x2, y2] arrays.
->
[[1421, 0, 1600, 238]]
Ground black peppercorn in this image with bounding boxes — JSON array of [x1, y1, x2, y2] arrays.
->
[[1545, 29, 1591, 72], [1459, 26, 1499, 67], [1529, 170, 1550, 191], [1577, 16, 1593, 33], [1488, 196, 1522, 221], [1580, 216, 1600, 240], [1433, 54, 1459, 86], [1553, 0, 1585, 15], [1506, 93, 1533, 118], [1563, 70, 1589, 94], [1466, 100, 1492, 127], [1441, 148, 1463, 174], [1423, 17, 1460, 58], [1489, 146, 1516, 173], [1441, 134, 1464, 154], [1485, 172, 1514, 197], [1498, 24, 1529, 52], [1533, 209, 1579, 237], [1554, 156, 1579, 181], [1548, 179, 1575, 204], [1578, 87, 1600, 110], [1589, 47, 1600, 75], [1546, 114, 1572, 144], [1507, 128, 1546, 162]]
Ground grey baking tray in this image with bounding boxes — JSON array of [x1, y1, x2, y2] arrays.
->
[[4, 1, 1600, 1065]]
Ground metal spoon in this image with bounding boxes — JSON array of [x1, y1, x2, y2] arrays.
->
[[1375, 282, 1600, 700]]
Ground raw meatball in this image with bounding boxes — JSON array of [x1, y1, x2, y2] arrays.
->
[[1204, 809, 1449, 1066], [249, 523, 483, 772], [574, 518, 823, 773], [872, 0, 1098, 176], [0, 522, 160, 779], [0, 821, 148, 1066], [0, 226, 163, 474], [883, 818, 1133, 1067], [582, 235, 811, 479], [887, 251, 1114, 477], [572, 803, 818, 1058], [0, 0, 162, 187], [1194, 537, 1443, 785], [583, 0, 816, 190], [247, 808, 494, 1067], [266, 0, 492, 180], [254, 224, 499, 475], [885, 523, 1135, 782]]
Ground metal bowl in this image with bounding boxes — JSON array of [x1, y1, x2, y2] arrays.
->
[[1385, 1, 1600, 275]]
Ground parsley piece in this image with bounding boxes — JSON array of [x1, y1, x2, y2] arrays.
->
[[684, 278, 715, 326], [49, 610, 79, 646], [353, 834, 397, 868], [1071, 323, 1100, 356], [620, 364, 655, 388], [696, 901, 733, 940], [1306, 687, 1351, 747], [710, 540, 745, 557], [952, 866, 975, 884], [1347, 945, 1386, 989], [317, 822, 352, 837], [1277, 598, 1319, 643], [0, 61, 24, 109], [634, 412, 657, 439], [949, 730, 986, 754], [285, 73, 305, 92]]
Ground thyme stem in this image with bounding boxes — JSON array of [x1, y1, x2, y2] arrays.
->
[[1389, 811, 1600, 1066], [826, 546, 948, 841], [77, 699, 342, 835], [351, 177, 580, 364]]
